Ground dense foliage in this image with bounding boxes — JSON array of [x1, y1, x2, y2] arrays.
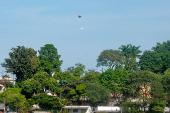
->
[[1, 40, 170, 113], [1, 46, 39, 82], [38, 44, 63, 74], [139, 40, 170, 74]]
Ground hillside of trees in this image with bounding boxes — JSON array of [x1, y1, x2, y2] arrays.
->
[[1, 40, 170, 113]]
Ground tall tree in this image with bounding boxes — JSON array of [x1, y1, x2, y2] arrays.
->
[[86, 83, 110, 108], [121, 70, 164, 112], [38, 44, 63, 75], [151, 40, 170, 73], [65, 66, 75, 73], [139, 40, 170, 74], [1, 46, 39, 83], [161, 70, 170, 107], [99, 68, 129, 99], [119, 44, 142, 60], [118, 44, 131, 58], [96, 49, 124, 69], [119, 44, 142, 71], [139, 51, 163, 74], [73, 63, 85, 78], [130, 44, 142, 60]]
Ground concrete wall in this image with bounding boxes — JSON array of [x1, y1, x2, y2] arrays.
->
[[87, 107, 93, 113], [68, 107, 92, 113], [69, 109, 87, 113]]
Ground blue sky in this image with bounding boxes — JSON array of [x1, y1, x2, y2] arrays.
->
[[0, 0, 170, 77]]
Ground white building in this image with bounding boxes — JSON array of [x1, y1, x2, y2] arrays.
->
[[0, 84, 6, 93], [0, 77, 16, 85], [0, 77, 16, 93], [63, 106, 93, 113], [95, 106, 121, 113]]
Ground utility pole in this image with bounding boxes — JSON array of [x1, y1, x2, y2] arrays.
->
[[4, 97, 6, 113], [2, 70, 4, 79], [2, 70, 4, 83], [13, 73, 15, 86], [16, 106, 17, 113]]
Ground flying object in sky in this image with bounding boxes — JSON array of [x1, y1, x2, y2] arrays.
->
[[78, 14, 82, 18], [80, 27, 84, 29]]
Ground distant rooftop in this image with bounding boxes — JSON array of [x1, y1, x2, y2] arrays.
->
[[0, 77, 15, 81]]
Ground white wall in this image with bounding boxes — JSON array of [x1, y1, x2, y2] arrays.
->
[[68, 109, 89, 113], [96, 106, 121, 111], [65, 106, 92, 113]]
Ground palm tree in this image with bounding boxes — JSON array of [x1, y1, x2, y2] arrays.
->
[[119, 44, 142, 71], [119, 44, 142, 61], [118, 44, 131, 58], [130, 45, 142, 61]]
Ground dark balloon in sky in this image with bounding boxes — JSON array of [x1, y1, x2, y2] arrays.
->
[[78, 14, 82, 18]]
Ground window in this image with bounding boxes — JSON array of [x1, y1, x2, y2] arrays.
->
[[73, 109, 78, 112]]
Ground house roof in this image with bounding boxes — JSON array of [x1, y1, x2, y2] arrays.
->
[[63, 106, 90, 109], [0, 77, 15, 81]]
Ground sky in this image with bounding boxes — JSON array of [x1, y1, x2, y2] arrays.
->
[[0, 0, 170, 78]]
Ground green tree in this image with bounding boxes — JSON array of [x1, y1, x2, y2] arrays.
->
[[53, 71, 76, 84], [121, 102, 139, 113], [76, 84, 87, 97], [38, 44, 63, 75], [139, 50, 163, 74], [21, 72, 61, 99], [21, 78, 42, 99], [130, 45, 142, 61], [79, 71, 100, 84], [0, 88, 27, 111], [121, 70, 164, 112], [97, 49, 124, 69], [119, 44, 142, 71], [33, 72, 61, 94], [118, 44, 131, 58], [73, 63, 85, 78], [31, 93, 63, 110], [69, 89, 77, 99], [152, 41, 170, 73], [44, 78, 61, 95], [61, 79, 83, 99], [164, 68, 170, 75], [99, 68, 128, 98], [119, 44, 142, 60], [161, 74, 170, 107], [65, 66, 75, 73], [149, 99, 166, 113], [1, 46, 39, 83], [86, 83, 110, 108], [68, 84, 87, 105], [139, 40, 170, 74]]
